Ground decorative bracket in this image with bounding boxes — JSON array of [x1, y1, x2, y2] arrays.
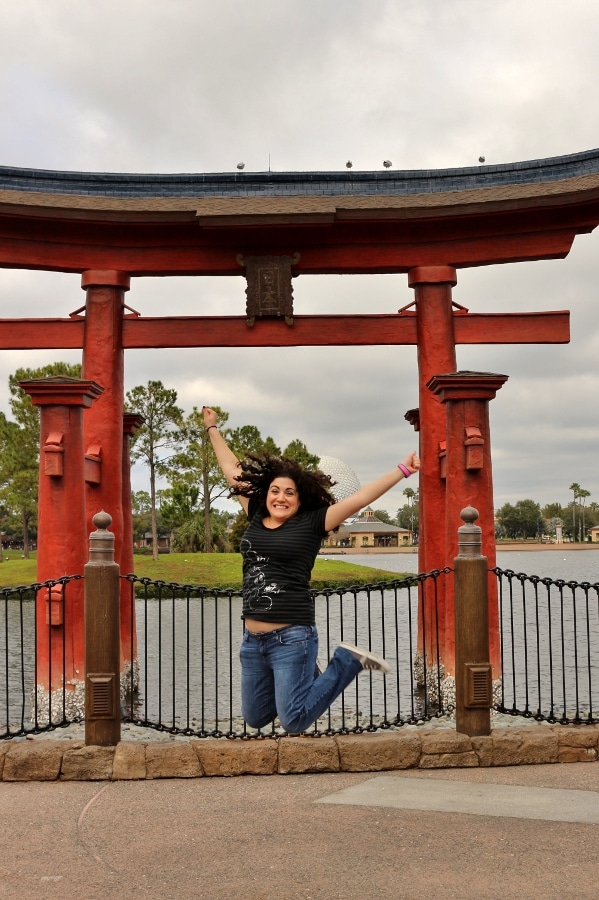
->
[[46, 584, 64, 626], [438, 440, 447, 480], [69, 303, 140, 319], [397, 299, 469, 315], [85, 444, 102, 485], [43, 431, 64, 477], [464, 426, 484, 471]]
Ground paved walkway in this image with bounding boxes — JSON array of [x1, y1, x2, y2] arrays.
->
[[1, 762, 598, 899]]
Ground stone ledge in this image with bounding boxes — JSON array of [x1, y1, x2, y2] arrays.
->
[[1, 725, 597, 781]]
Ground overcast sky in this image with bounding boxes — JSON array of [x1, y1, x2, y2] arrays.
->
[[1, 1, 598, 517]]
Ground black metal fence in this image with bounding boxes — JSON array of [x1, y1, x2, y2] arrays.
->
[[1, 576, 83, 739], [494, 567, 598, 724], [120, 571, 447, 738], [2, 565, 598, 740]]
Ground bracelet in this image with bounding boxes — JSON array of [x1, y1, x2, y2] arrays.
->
[[397, 463, 411, 478], [206, 425, 218, 432]]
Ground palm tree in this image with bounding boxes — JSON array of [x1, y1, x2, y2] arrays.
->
[[403, 486, 418, 545], [569, 482, 581, 542], [578, 488, 591, 542]]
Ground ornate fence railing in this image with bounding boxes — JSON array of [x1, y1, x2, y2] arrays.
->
[[493, 567, 598, 725], [3, 565, 598, 740], [0, 576, 83, 739], [119, 571, 448, 738]]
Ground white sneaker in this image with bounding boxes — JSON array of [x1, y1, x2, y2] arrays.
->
[[339, 642, 391, 674]]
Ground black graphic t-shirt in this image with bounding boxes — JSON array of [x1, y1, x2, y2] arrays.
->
[[240, 498, 329, 625]]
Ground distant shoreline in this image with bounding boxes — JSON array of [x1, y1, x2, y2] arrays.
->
[[495, 542, 599, 552], [321, 543, 599, 555]]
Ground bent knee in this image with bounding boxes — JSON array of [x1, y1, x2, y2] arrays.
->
[[278, 714, 312, 734], [243, 710, 275, 730]]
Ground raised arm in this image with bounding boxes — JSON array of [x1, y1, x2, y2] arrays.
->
[[324, 452, 419, 532], [202, 406, 250, 514]]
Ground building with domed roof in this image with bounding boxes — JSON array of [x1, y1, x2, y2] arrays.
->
[[322, 508, 412, 550]]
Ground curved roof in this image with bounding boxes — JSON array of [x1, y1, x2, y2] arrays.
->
[[1, 150, 599, 275], [2, 148, 599, 201]]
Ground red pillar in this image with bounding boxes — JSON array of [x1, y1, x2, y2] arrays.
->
[[408, 266, 457, 666], [81, 271, 130, 574], [121, 413, 145, 670], [18, 377, 103, 715], [427, 371, 508, 677]]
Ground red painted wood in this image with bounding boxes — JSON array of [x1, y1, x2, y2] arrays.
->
[[0, 319, 84, 349], [81, 270, 131, 290], [19, 380, 103, 692], [122, 315, 418, 347], [2, 191, 596, 275], [82, 279, 126, 586], [0, 311, 569, 349], [121, 312, 569, 348], [454, 311, 569, 344], [17, 379, 103, 406], [0, 228, 579, 274], [412, 274, 458, 669], [428, 374, 509, 677], [408, 266, 458, 285]]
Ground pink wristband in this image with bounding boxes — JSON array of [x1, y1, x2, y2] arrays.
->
[[397, 463, 411, 478]]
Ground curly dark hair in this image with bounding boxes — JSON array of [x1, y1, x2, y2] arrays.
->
[[230, 453, 337, 515]]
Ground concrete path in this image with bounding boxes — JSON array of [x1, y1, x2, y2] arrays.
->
[[1, 762, 598, 899], [317, 774, 599, 824]]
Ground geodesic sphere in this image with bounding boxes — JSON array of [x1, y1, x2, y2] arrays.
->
[[317, 456, 361, 501]]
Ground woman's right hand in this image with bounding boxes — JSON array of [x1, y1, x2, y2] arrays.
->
[[202, 406, 218, 429], [401, 451, 420, 475]]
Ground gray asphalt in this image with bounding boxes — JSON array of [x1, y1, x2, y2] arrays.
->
[[1, 762, 598, 899]]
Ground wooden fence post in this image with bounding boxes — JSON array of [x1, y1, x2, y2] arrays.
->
[[454, 506, 492, 736], [84, 510, 121, 746]]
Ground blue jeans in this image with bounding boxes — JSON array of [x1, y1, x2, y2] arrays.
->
[[240, 624, 364, 733]]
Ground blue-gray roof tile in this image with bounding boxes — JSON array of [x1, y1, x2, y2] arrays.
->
[[1, 149, 599, 200]]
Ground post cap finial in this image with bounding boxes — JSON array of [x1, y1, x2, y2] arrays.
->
[[88, 510, 116, 566], [460, 506, 479, 525], [92, 510, 112, 531], [457, 506, 483, 557]]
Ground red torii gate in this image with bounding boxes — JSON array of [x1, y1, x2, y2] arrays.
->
[[2, 150, 599, 710]]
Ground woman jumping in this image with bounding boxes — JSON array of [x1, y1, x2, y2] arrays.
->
[[203, 406, 420, 733]]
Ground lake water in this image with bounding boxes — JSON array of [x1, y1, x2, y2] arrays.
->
[[324, 549, 599, 584]]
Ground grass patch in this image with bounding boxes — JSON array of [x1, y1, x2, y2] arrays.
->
[[128, 553, 405, 591], [0, 550, 37, 588], [0, 551, 409, 591]]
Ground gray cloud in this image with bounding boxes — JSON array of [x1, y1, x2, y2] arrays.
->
[[1, 1, 599, 516]]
